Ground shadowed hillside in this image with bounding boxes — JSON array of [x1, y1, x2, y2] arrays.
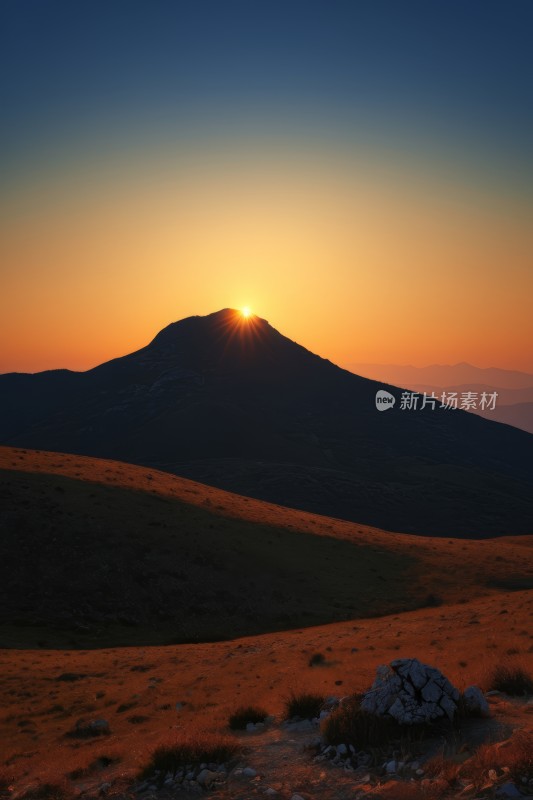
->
[[1, 447, 533, 648], [1, 309, 532, 537]]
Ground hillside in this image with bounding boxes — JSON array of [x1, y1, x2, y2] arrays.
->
[[1, 447, 533, 648], [1, 590, 532, 797], [1, 311, 533, 537]]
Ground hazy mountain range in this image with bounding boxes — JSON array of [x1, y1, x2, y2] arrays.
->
[[348, 362, 533, 435], [1, 309, 532, 537]]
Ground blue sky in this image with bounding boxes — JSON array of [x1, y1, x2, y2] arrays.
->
[[2, 0, 532, 189]]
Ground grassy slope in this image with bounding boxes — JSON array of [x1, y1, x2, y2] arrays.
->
[[1, 446, 533, 647], [0, 591, 532, 793]]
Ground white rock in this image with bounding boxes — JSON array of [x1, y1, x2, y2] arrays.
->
[[463, 685, 490, 717], [421, 680, 442, 703], [243, 767, 257, 778], [361, 658, 460, 724], [287, 719, 314, 732], [336, 743, 348, 756], [409, 660, 428, 689], [196, 769, 219, 787], [440, 694, 457, 720]]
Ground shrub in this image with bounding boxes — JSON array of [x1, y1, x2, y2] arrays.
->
[[228, 705, 269, 730], [424, 753, 461, 783], [459, 741, 501, 789], [20, 784, 70, 800], [66, 718, 110, 738], [506, 730, 533, 782], [488, 663, 533, 696], [308, 652, 326, 667], [139, 733, 239, 781], [372, 783, 441, 800], [284, 691, 325, 720], [322, 695, 403, 750], [455, 731, 533, 789]]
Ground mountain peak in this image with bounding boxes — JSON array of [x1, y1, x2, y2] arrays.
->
[[149, 308, 269, 349]]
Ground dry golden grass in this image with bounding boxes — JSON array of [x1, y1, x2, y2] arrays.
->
[[139, 731, 240, 782], [0, 447, 532, 797]]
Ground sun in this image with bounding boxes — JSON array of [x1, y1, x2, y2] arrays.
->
[[241, 306, 252, 319]]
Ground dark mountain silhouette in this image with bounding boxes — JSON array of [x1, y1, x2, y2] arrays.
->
[[1, 308, 532, 537]]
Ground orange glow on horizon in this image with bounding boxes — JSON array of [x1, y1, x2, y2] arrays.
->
[[1, 143, 532, 374]]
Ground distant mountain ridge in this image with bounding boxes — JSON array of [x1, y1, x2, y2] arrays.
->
[[347, 363, 533, 435], [1, 308, 532, 537], [348, 362, 533, 390]]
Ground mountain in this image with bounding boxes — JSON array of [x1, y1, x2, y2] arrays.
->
[[347, 365, 533, 435], [477, 401, 533, 436], [347, 362, 533, 390], [1, 308, 532, 537]]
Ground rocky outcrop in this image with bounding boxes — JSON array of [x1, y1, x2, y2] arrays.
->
[[361, 658, 462, 724]]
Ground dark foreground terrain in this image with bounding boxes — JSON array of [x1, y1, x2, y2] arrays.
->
[[1, 447, 533, 648]]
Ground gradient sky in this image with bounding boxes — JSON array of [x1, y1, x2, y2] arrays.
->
[[1, 0, 532, 373]]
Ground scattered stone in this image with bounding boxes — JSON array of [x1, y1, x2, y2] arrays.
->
[[284, 718, 315, 732], [497, 783, 523, 798], [243, 767, 257, 778], [463, 685, 490, 716], [196, 769, 219, 788]]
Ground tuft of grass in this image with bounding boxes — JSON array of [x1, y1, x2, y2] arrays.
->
[[460, 731, 533, 787], [372, 783, 441, 800], [488, 663, 533, 696], [284, 690, 325, 720], [322, 695, 409, 751], [505, 730, 533, 783], [66, 719, 110, 738], [308, 652, 326, 667], [128, 715, 149, 725], [228, 705, 269, 730], [20, 783, 70, 800], [424, 753, 461, 783], [67, 753, 121, 780], [139, 733, 240, 782]]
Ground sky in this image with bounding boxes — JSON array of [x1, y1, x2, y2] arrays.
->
[[1, 0, 532, 373]]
